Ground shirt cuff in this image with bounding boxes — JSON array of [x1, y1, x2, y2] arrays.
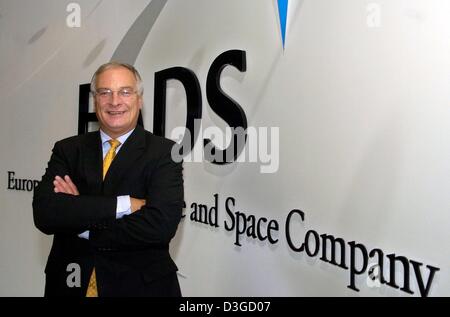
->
[[116, 195, 132, 218], [78, 231, 90, 239]]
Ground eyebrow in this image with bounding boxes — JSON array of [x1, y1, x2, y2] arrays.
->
[[97, 86, 135, 90]]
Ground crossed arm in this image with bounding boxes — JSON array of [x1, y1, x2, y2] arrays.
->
[[33, 141, 184, 249], [53, 175, 145, 212]]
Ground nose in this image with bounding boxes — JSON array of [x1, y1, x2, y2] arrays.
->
[[110, 91, 121, 106]]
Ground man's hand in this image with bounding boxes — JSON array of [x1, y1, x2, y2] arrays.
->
[[53, 175, 79, 196], [131, 197, 146, 213]]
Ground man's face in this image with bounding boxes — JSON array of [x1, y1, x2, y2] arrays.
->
[[94, 66, 143, 138]]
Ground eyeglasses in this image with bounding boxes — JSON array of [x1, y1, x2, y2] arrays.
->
[[94, 88, 137, 100]]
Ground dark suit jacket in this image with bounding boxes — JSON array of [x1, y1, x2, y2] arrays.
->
[[33, 125, 184, 297]]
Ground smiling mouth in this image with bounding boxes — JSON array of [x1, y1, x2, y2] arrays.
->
[[107, 111, 126, 116]]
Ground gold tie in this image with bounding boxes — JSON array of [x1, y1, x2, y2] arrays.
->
[[86, 139, 121, 297], [103, 139, 121, 179]]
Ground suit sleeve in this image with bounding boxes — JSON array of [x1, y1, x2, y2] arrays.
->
[[89, 150, 184, 250], [33, 141, 117, 235]]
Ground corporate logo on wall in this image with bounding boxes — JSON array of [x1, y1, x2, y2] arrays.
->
[[75, 0, 440, 296], [79, 0, 283, 173]]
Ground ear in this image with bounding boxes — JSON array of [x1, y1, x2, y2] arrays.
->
[[138, 95, 143, 109]]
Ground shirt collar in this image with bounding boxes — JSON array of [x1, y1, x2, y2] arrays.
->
[[100, 128, 135, 146]]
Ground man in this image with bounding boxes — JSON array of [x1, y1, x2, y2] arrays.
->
[[33, 62, 184, 297]]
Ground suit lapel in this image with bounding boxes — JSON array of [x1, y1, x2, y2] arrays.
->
[[83, 131, 103, 194], [103, 126, 146, 195]]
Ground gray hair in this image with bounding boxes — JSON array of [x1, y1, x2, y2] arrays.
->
[[90, 62, 144, 96]]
